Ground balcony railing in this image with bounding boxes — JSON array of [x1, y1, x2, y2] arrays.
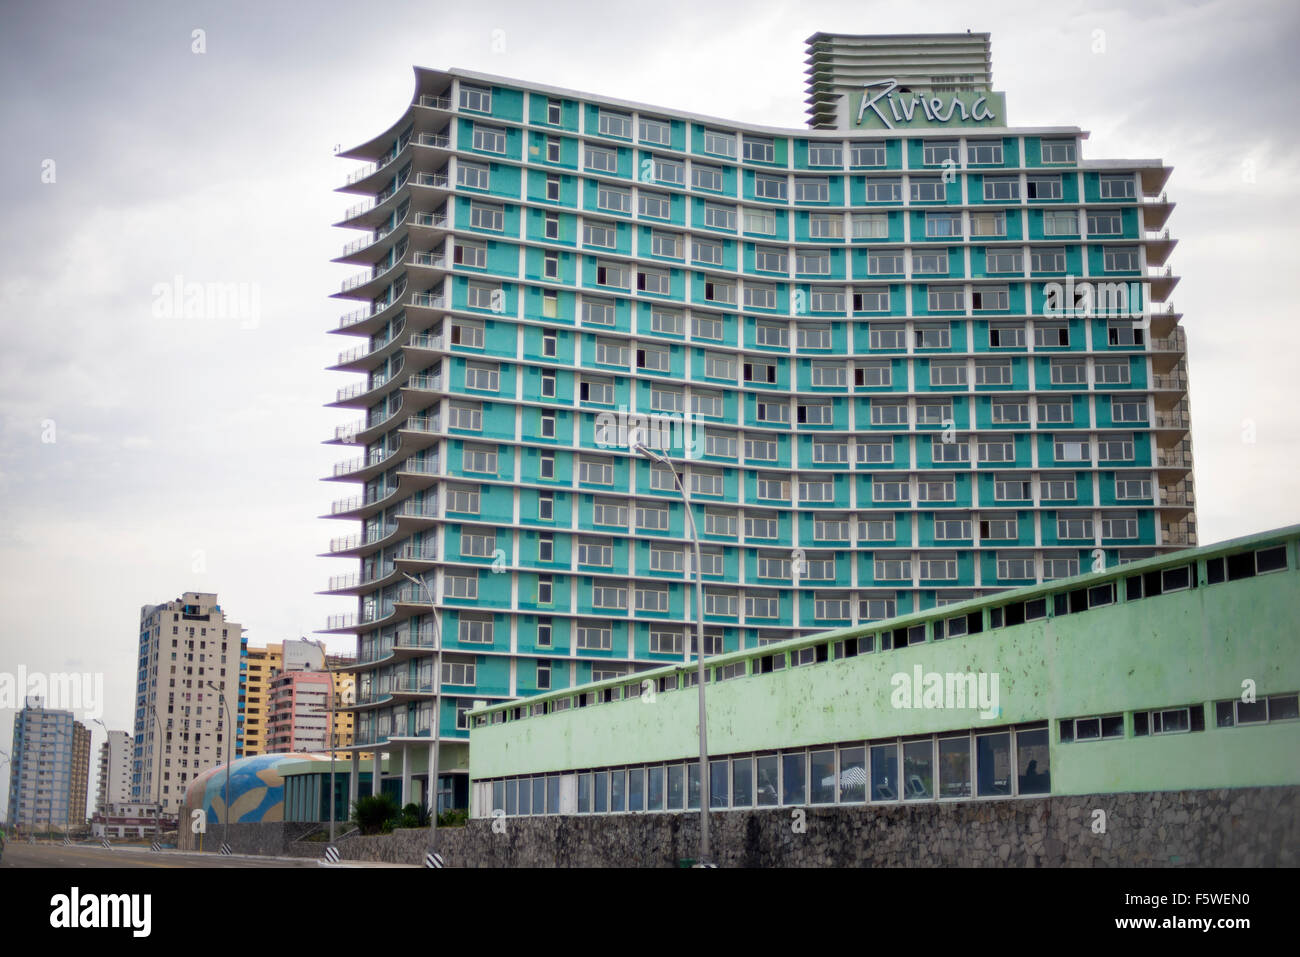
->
[[418, 94, 452, 110], [413, 171, 449, 189], [396, 543, 440, 562], [1151, 373, 1187, 390], [407, 333, 445, 351], [331, 446, 398, 478], [402, 415, 441, 435], [399, 456, 440, 476], [340, 224, 398, 257], [412, 131, 450, 148], [410, 292, 445, 309], [1156, 450, 1193, 469], [1154, 411, 1190, 429], [395, 498, 439, 521], [329, 485, 396, 515], [412, 211, 448, 229], [406, 374, 443, 392], [328, 522, 398, 553], [412, 252, 447, 269]]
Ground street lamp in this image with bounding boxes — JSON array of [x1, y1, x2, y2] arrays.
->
[[150, 707, 164, 841], [632, 437, 712, 866], [401, 571, 442, 850], [205, 682, 232, 851], [305, 639, 338, 845], [92, 717, 108, 839]]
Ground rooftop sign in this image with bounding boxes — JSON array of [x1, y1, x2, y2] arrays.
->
[[852, 79, 1006, 130]]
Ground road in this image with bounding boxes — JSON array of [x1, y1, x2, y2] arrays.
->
[[1, 842, 332, 868]]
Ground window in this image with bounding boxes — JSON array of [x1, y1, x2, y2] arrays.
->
[[457, 162, 490, 190], [1101, 511, 1138, 539], [1031, 246, 1066, 272], [702, 129, 736, 157], [924, 140, 959, 166], [582, 298, 614, 326], [795, 177, 829, 202], [851, 143, 886, 166], [445, 574, 478, 599], [650, 308, 683, 335], [910, 176, 944, 202], [583, 222, 616, 248], [1098, 174, 1135, 199], [854, 361, 890, 387], [929, 360, 966, 387], [639, 117, 671, 145], [967, 140, 1004, 165], [576, 625, 612, 650], [650, 385, 684, 412], [814, 437, 849, 463], [447, 485, 480, 514], [1042, 209, 1077, 234], [1111, 396, 1147, 423], [1097, 434, 1134, 462], [592, 498, 627, 527], [927, 288, 962, 311], [744, 136, 775, 163], [799, 324, 834, 349], [986, 249, 1022, 273], [932, 435, 969, 463], [1133, 706, 1204, 737], [1026, 175, 1062, 200], [650, 231, 681, 258], [704, 204, 736, 230], [796, 251, 831, 276], [852, 213, 889, 239], [756, 399, 789, 423], [1114, 474, 1152, 500], [934, 517, 972, 541], [451, 318, 485, 348], [693, 164, 723, 191], [798, 477, 834, 501], [983, 176, 1020, 202], [971, 211, 1006, 238], [853, 287, 890, 312], [704, 430, 735, 457], [977, 436, 1014, 462], [544, 214, 560, 241], [1058, 714, 1125, 742], [538, 493, 554, 520], [578, 376, 614, 406], [597, 185, 631, 214], [649, 629, 683, 654], [874, 556, 911, 581], [449, 402, 482, 431], [595, 260, 629, 289], [870, 399, 906, 426], [458, 614, 494, 643], [913, 251, 948, 275], [691, 238, 723, 265], [807, 143, 842, 167], [975, 360, 1012, 386], [1057, 513, 1093, 539], [814, 515, 850, 541], [639, 191, 670, 218], [650, 156, 684, 185], [866, 176, 901, 202], [545, 136, 561, 164], [459, 84, 491, 113], [463, 444, 498, 474], [472, 125, 506, 153], [638, 343, 670, 372], [594, 338, 628, 367], [639, 268, 670, 295], [692, 390, 724, 417], [1087, 210, 1123, 235], [1050, 359, 1086, 385], [808, 214, 842, 238], [704, 509, 737, 537], [1103, 247, 1139, 271], [925, 211, 962, 238], [597, 109, 631, 138], [744, 208, 776, 234], [991, 399, 1028, 424], [592, 584, 627, 609], [1041, 140, 1076, 163], [745, 437, 777, 461], [649, 545, 683, 573], [1216, 693, 1299, 727], [469, 202, 504, 231], [579, 456, 614, 485], [994, 473, 1031, 502], [917, 476, 956, 502], [1040, 473, 1078, 500], [465, 362, 499, 392], [442, 658, 476, 686]]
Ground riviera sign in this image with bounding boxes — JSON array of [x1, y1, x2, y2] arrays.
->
[[853, 79, 1006, 130]]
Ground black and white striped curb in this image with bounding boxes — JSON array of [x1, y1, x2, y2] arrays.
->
[[323, 846, 339, 864], [424, 851, 444, 868], [218, 843, 233, 856]]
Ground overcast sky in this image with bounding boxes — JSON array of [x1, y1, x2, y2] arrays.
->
[[1, 0, 1296, 815]]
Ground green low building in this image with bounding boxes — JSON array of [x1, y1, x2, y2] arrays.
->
[[467, 525, 1299, 816]]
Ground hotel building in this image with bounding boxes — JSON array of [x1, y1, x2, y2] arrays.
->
[[323, 33, 1195, 806]]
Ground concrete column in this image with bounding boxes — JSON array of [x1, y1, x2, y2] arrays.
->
[[428, 741, 438, 815], [401, 744, 412, 806], [349, 751, 359, 806], [371, 750, 382, 796]]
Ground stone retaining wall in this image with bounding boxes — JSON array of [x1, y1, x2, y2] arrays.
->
[[266, 786, 1299, 867]]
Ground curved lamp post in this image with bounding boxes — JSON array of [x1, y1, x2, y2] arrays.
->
[[205, 682, 232, 850], [632, 438, 711, 866]]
